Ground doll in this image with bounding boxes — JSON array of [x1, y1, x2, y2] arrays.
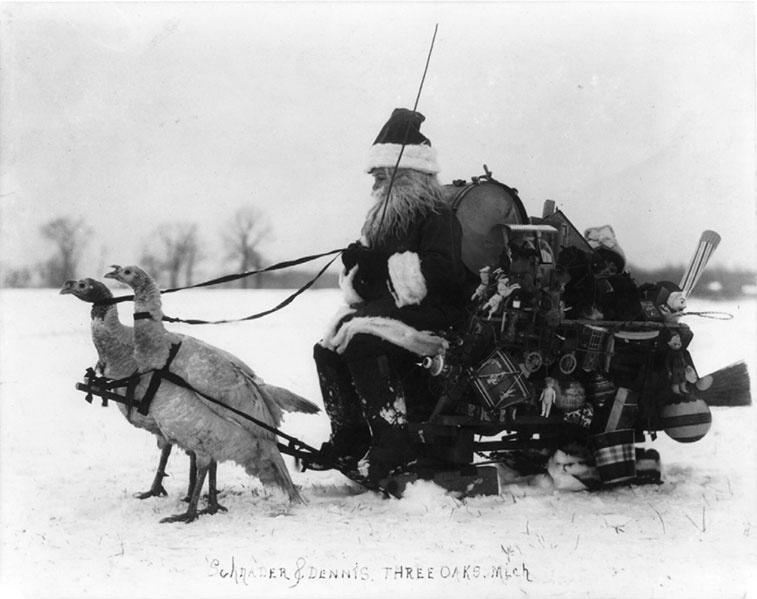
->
[[471, 266, 492, 303], [540, 377, 560, 418], [665, 332, 713, 394], [482, 273, 521, 319]]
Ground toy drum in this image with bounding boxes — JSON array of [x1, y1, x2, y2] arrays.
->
[[578, 324, 609, 372], [591, 429, 637, 485], [472, 349, 532, 413]]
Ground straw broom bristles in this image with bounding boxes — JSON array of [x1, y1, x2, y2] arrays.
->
[[698, 361, 751, 407]]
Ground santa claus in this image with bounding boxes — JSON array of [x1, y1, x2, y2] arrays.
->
[[311, 108, 472, 485]]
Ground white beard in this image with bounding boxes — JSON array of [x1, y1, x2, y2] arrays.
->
[[361, 172, 443, 247]]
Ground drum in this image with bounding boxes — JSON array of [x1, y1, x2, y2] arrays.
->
[[443, 178, 529, 275]]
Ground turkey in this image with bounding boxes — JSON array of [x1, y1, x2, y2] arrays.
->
[[60, 278, 205, 502], [104, 265, 320, 523]]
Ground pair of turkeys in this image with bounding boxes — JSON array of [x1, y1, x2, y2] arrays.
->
[[61, 266, 319, 523]]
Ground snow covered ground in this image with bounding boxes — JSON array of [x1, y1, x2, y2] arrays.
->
[[1, 288, 755, 599]]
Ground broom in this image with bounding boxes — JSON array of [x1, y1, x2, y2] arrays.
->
[[697, 361, 752, 407]]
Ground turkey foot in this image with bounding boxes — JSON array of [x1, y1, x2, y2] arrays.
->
[[135, 444, 172, 499], [199, 461, 227, 515], [160, 462, 208, 524]]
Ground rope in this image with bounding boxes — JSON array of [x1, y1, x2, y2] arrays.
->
[[161, 252, 341, 325], [102, 248, 345, 305]]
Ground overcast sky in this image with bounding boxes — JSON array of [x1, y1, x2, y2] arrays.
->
[[1, 1, 755, 282]]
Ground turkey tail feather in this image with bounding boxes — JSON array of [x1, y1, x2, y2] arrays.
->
[[249, 444, 306, 504], [262, 384, 321, 414]]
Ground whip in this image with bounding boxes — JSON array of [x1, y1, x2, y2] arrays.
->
[[375, 24, 439, 233]]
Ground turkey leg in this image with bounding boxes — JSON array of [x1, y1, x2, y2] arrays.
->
[[160, 461, 209, 524], [135, 443, 172, 499], [182, 451, 197, 502], [199, 460, 227, 515]]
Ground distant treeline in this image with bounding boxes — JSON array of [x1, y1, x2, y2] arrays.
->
[[212, 269, 340, 290], [230, 263, 755, 298], [627, 264, 756, 299], [8, 212, 754, 297]]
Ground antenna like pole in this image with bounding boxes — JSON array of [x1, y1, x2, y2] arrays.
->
[[375, 24, 439, 233]]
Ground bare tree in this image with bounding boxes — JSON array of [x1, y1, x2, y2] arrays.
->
[[38, 216, 92, 286], [222, 206, 271, 288], [2, 266, 33, 288], [141, 222, 203, 288]]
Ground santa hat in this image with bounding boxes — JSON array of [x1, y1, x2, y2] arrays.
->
[[365, 108, 439, 174]]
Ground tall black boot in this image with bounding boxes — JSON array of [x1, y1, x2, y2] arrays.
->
[[313, 343, 370, 468], [347, 354, 418, 483]]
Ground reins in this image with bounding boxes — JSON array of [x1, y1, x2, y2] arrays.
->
[[98, 248, 344, 325]]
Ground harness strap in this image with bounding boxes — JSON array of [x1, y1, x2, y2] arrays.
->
[[137, 342, 182, 416], [76, 364, 389, 497], [134, 312, 153, 321], [124, 371, 140, 418]]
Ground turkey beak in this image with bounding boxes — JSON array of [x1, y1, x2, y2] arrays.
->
[[59, 280, 76, 295], [104, 266, 121, 281]]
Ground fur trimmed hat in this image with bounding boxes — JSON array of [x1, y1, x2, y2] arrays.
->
[[366, 108, 439, 174]]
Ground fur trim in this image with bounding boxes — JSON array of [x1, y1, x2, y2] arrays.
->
[[324, 315, 449, 356], [387, 251, 427, 307], [339, 265, 362, 306], [320, 305, 356, 350], [366, 143, 439, 174]]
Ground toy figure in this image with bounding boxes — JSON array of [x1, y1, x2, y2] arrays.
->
[[659, 290, 687, 322], [482, 274, 521, 319], [650, 281, 688, 322], [665, 332, 713, 394], [584, 225, 626, 275], [540, 377, 559, 418], [471, 266, 492, 303]]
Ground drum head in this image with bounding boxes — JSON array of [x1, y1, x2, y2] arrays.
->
[[443, 181, 528, 274]]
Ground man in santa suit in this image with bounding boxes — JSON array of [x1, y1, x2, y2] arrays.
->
[[312, 108, 472, 485]]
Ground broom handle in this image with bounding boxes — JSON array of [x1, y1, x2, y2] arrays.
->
[[604, 387, 629, 432], [679, 230, 721, 297]]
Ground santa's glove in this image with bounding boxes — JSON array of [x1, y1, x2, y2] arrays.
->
[[341, 242, 364, 271], [342, 242, 389, 280]]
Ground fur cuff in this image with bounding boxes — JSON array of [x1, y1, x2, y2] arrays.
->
[[320, 305, 357, 351], [324, 315, 449, 357], [388, 251, 427, 307], [339, 265, 362, 306]]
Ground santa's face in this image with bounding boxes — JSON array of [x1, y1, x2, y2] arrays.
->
[[667, 292, 687, 312], [371, 168, 391, 192]]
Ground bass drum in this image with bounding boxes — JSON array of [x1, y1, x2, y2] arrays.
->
[[442, 177, 530, 275]]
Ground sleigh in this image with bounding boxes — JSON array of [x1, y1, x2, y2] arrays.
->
[[74, 168, 751, 500], [366, 168, 751, 497]]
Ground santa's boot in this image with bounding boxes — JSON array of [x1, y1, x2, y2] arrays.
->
[[312, 343, 370, 470], [348, 354, 418, 483]]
